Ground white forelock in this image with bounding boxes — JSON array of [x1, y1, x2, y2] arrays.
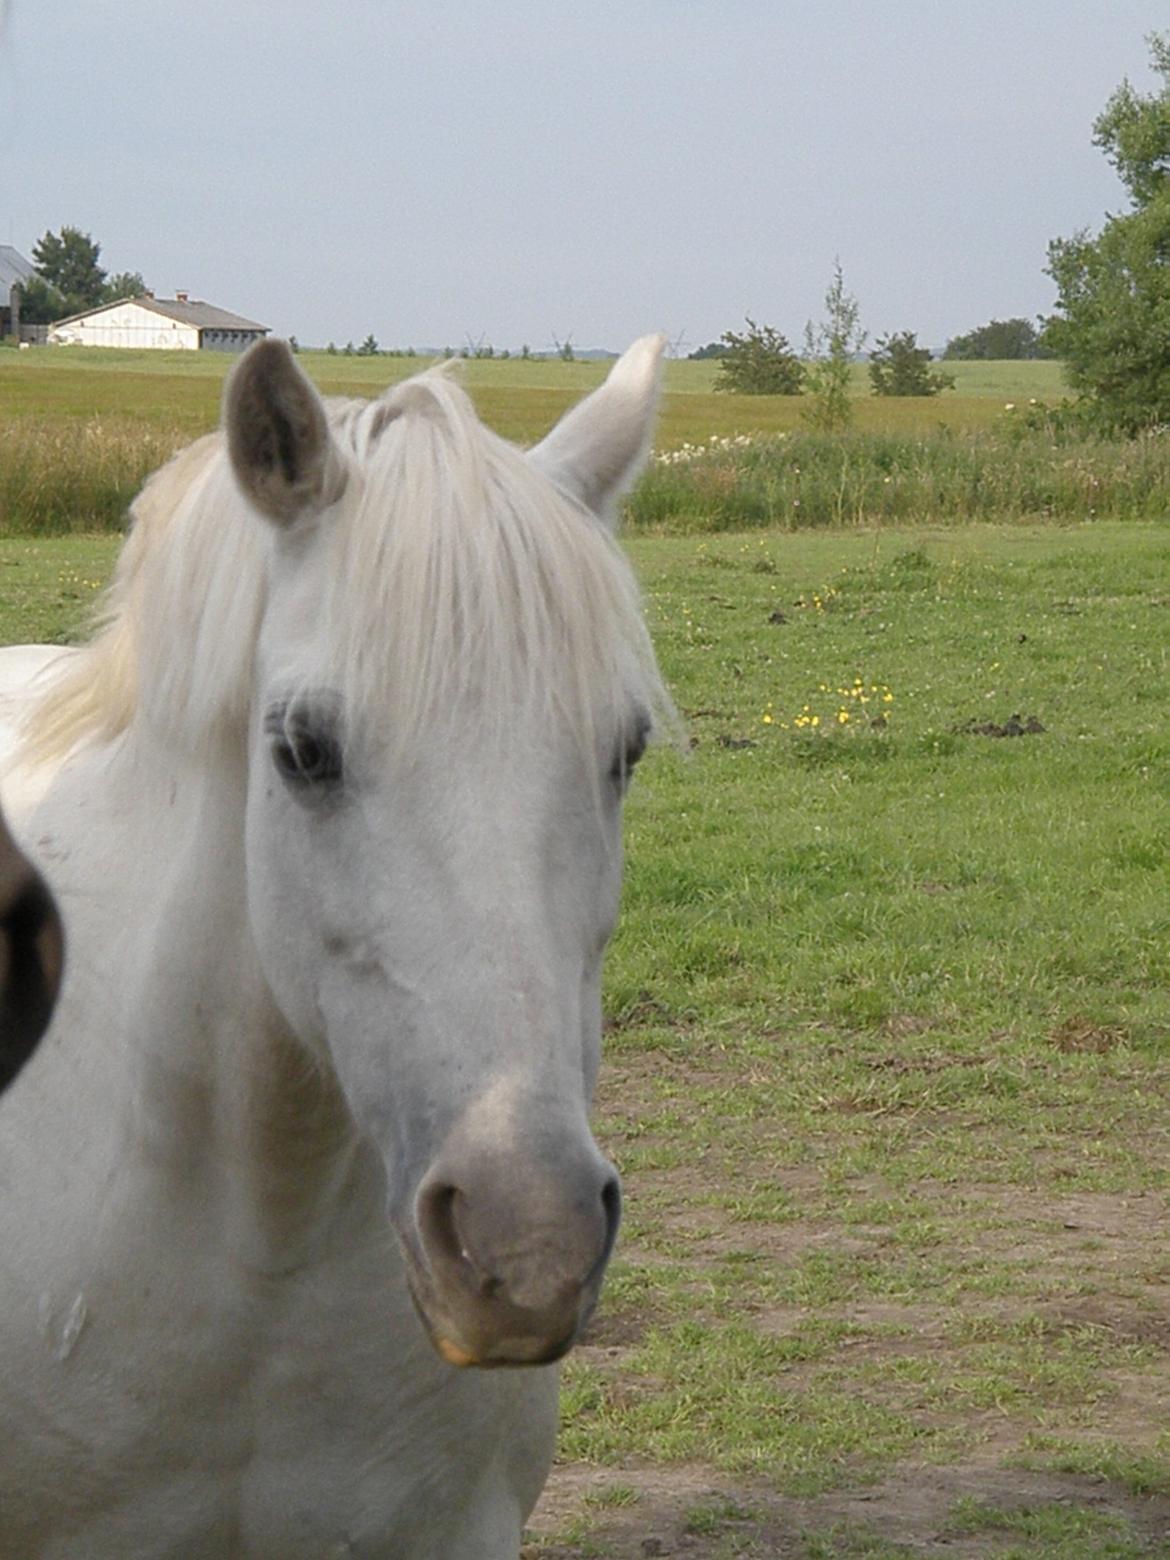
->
[[24, 365, 674, 766]]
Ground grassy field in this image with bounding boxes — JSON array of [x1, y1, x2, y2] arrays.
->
[[3, 517, 1169, 1557], [0, 349, 1102, 539]]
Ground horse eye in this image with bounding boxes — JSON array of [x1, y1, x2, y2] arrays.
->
[[266, 704, 343, 790]]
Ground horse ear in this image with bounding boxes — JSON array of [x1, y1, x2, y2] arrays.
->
[[0, 807, 63, 1096], [225, 339, 346, 525], [528, 334, 666, 530]]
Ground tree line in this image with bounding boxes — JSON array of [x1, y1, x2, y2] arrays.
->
[[697, 29, 1170, 432], [19, 31, 1170, 436]]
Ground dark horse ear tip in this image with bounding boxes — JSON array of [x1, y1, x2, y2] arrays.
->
[[0, 828, 63, 1097], [224, 338, 342, 527]]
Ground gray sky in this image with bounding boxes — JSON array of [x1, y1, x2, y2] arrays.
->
[[0, 2, 1160, 352]]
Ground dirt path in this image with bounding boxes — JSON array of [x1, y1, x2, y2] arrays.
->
[[527, 1459, 1170, 1556]]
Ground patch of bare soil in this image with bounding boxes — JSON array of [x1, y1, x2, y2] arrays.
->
[[525, 1460, 1170, 1557], [555, 1047, 1170, 1556], [953, 714, 1046, 738]]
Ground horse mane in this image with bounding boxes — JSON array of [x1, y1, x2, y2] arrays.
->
[[22, 366, 673, 769]]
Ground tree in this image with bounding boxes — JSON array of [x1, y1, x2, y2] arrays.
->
[[31, 226, 106, 311], [357, 333, 380, 356], [13, 275, 66, 325], [944, 318, 1052, 360], [869, 331, 955, 396], [101, 271, 147, 304], [688, 341, 729, 360], [802, 260, 864, 432], [715, 318, 804, 395], [1044, 32, 1170, 432]]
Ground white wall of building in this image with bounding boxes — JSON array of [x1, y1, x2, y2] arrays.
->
[[50, 301, 200, 350]]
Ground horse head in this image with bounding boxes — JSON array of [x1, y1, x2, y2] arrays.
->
[[224, 338, 670, 1367]]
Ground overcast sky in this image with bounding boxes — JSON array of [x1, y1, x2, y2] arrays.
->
[[0, 2, 1161, 352]]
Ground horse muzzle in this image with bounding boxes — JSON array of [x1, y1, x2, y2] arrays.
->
[[405, 1142, 621, 1368]]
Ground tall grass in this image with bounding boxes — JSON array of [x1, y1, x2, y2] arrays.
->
[[1, 351, 1165, 537], [0, 417, 187, 534], [628, 425, 1170, 532]]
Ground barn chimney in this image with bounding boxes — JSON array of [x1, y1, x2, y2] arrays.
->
[[176, 290, 188, 303]]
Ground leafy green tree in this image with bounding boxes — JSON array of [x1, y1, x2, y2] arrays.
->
[[869, 331, 955, 396], [715, 318, 804, 395], [31, 226, 106, 310], [1045, 32, 1170, 431], [802, 260, 864, 432], [688, 341, 729, 360], [13, 275, 66, 324], [101, 271, 146, 303], [944, 318, 1052, 360], [357, 333, 380, 356]]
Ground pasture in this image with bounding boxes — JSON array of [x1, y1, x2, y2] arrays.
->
[[0, 350, 1079, 535], [3, 511, 1168, 1556]]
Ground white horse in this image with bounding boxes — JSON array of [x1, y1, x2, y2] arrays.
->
[[0, 336, 673, 1557]]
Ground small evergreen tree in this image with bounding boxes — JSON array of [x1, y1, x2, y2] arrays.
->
[[715, 318, 804, 395], [357, 334, 379, 356], [869, 332, 955, 396], [31, 226, 106, 311]]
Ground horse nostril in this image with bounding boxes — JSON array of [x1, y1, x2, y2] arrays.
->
[[417, 1180, 460, 1260], [416, 1180, 495, 1293], [600, 1172, 622, 1261]]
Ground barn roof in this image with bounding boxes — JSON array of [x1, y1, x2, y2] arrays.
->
[[0, 246, 36, 293], [52, 295, 269, 332]]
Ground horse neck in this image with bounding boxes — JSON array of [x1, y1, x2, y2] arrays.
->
[[77, 729, 379, 1271]]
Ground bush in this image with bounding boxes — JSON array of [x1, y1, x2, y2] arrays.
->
[[869, 332, 954, 397], [715, 319, 804, 395]]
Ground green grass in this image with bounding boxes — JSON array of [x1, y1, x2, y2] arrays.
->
[[554, 520, 1169, 1550], [0, 350, 1077, 533], [631, 423, 1170, 532], [942, 1497, 1166, 1558]]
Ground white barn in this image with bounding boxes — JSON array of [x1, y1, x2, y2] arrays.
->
[[49, 293, 269, 352]]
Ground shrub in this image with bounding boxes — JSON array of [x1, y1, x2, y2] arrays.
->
[[715, 319, 804, 395], [869, 333, 955, 397]]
